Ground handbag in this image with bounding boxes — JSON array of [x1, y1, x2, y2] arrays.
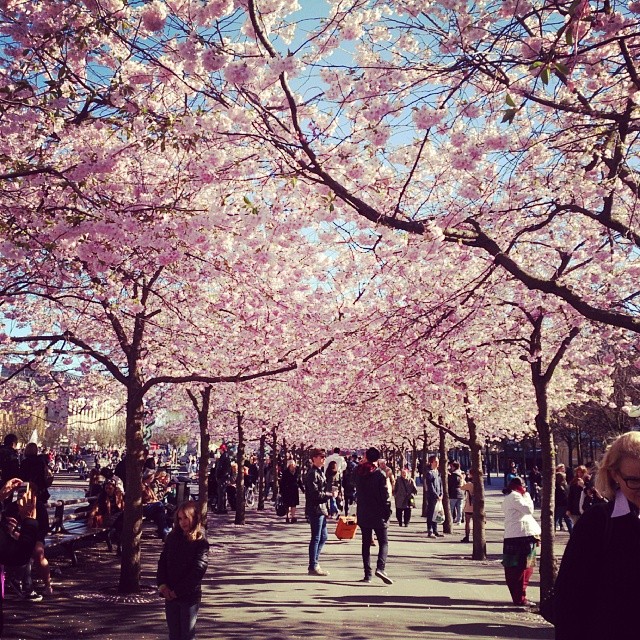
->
[[409, 495, 416, 508], [434, 500, 445, 524], [275, 495, 287, 517]]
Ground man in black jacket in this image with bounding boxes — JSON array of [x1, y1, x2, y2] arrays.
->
[[304, 448, 336, 576], [355, 447, 393, 584], [214, 446, 232, 514]]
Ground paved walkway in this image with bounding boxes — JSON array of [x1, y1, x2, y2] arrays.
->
[[5, 480, 559, 640]]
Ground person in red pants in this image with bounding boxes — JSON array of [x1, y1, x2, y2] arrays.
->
[[501, 477, 541, 607]]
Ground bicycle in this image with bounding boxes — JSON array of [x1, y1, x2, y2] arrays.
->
[[244, 483, 256, 508]]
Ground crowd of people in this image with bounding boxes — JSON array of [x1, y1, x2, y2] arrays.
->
[[203, 444, 482, 548], [0, 434, 53, 602], [1, 429, 639, 639], [0, 437, 188, 604], [271, 446, 479, 586]]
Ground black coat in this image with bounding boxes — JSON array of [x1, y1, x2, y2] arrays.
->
[[555, 481, 568, 509], [157, 529, 209, 604], [304, 465, 329, 517], [280, 468, 301, 507], [566, 483, 583, 516], [355, 464, 391, 528], [215, 452, 231, 482], [342, 460, 357, 499], [0, 446, 19, 482], [19, 454, 51, 503], [554, 499, 640, 639]]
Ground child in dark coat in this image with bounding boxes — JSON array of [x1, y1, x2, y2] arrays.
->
[[157, 500, 209, 640]]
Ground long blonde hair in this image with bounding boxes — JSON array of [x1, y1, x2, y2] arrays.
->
[[595, 432, 640, 500], [174, 500, 204, 541]]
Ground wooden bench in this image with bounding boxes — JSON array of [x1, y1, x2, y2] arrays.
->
[[44, 498, 113, 566]]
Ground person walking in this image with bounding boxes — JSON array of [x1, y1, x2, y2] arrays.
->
[[342, 453, 358, 517], [157, 500, 209, 640], [424, 455, 443, 538], [324, 447, 346, 474], [355, 447, 393, 584], [392, 468, 417, 527], [501, 477, 541, 608], [304, 448, 336, 576]]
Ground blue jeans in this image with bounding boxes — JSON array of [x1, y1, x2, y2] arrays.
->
[[554, 507, 573, 533], [143, 501, 168, 538], [449, 498, 462, 524], [308, 513, 328, 570], [165, 599, 199, 640]]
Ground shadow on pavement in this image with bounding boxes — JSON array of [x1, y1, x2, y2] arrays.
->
[[409, 622, 552, 639]]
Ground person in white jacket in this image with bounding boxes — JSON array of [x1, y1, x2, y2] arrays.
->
[[501, 477, 541, 607]]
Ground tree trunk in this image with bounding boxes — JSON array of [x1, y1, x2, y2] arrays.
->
[[485, 443, 492, 485], [257, 431, 266, 511], [467, 416, 487, 561], [271, 427, 279, 500], [187, 386, 211, 528], [118, 382, 146, 594], [439, 428, 452, 534], [528, 321, 579, 599], [197, 388, 211, 527], [534, 382, 557, 599], [411, 439, 418, 478], [235, 412, 246, 525], [421, 428, 428, 518], [575, 426, 583, 465]]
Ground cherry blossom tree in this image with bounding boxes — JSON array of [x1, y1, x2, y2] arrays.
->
[[0, 109, 343, 593], [78, 0, 640, 334], [1, 0, 638, 600]]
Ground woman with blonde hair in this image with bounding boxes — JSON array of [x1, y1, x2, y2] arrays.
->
[[280, 459, 302, 523], [157, 500, 209, 640], [554, 431, 640, 639]]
